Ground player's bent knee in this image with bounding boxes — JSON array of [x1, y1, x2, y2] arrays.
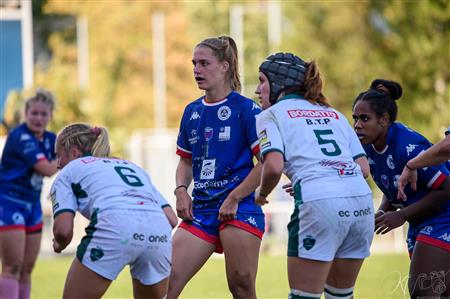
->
[[227, 271, 254, 298], [324, 284, 354, 299], [3, 263, 23, 277], [289, 289, 322, 299]]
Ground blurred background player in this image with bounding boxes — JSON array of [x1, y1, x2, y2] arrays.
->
[[352, 79, 450, 298], [168, 36, 264, 299], [0, 89, 58, 299], [255, 53, 373, 299], [50, 123, 176, 299], [397, 126, 450, 199]]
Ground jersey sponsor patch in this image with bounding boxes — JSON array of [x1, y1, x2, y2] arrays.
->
[[200, 159, 216, 179], [20, 133, 31, 141], [204, 127, 213, 141], [217, 106, 231, 121], [258, 129, 271, 150], [287, 109, 339, 119], [218, 126, 230, 141]]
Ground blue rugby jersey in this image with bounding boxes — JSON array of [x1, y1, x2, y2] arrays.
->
[[176, 91, 261, 211], [0, 123, 56, 202], [364, 122, 450, 211]]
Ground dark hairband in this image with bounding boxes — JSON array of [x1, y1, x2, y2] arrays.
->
[[91, 127, 101, 137]]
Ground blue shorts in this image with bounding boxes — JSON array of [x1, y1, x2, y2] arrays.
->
[[407, 209, 450, 255], [0, 194, 43, 233], [179, 204, 265, 253]]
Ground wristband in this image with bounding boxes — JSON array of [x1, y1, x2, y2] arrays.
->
[[259, 191, 268, 198], [405, 163, 414, 171], [174, 185, 187, 195]]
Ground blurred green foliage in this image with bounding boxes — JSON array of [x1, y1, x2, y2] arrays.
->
[[3, 0, 448, 155]]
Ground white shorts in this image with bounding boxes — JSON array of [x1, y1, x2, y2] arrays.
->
[[287, 194, 374, 261], [76, 208, 172, 285]]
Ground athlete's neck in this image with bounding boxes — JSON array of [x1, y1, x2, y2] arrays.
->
[[204, 86, 232, 103], [373, 128, 389, 152]]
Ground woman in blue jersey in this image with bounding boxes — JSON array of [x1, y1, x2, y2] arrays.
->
[[0, 89, 58, 299], [255, 53, 373, 299], [168, 36, 264, 299], [51, 123, 176, 299], [352, 79, 450, 298]]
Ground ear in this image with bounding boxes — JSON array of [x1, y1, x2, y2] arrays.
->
[[70, 147, 83, 159], [221, 61, 229, 73], [379, 113, 390, 128]]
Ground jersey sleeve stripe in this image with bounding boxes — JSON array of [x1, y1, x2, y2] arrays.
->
[[53, 209, 76, 218], [352, 153, 366, 160], [176, 147, 192, 159], [251, 141, 260, 155], [427, 171, 447, 190]]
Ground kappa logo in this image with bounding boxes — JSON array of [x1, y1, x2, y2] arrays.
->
[[438, 233, 450, 242], [218, 106, 231, 121], [303, 235, 316, 251], [252, 102, 261, 110], [406, 144, 418, 156], [190, 111, 200, 120]]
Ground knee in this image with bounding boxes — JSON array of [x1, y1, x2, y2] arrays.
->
[[20, 261, 36, 277], [2, 262, 23, 278], [227, 270, 255, 299]]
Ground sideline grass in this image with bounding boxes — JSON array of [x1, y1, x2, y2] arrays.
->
[[32, 253, 409, 298]]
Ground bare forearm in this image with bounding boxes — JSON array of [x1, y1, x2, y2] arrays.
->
[[176, 157, 193, 187], [407, 137, 450, 170], [400, 180, 450, 222], [227, 162, 262, 202]]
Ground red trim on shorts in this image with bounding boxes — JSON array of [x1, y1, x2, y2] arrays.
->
[[431, 173, 447, 190], [219, 219, 264, 239], [26, 223, 43, 233], [417, 235, 450, 252], [0, 225, 26, 231], [176, 149, 192, 159], [179, 222, 223, 253]]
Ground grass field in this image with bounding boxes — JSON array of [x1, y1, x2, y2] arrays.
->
[[32, 253, 410, 299]]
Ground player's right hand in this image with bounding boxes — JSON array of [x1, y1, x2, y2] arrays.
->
[[282, 182, 294, 197], [175, 189, 193, 220]]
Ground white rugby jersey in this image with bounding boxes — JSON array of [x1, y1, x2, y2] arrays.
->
[[256, 95, 371, 202], [50, 156, 169, 219]]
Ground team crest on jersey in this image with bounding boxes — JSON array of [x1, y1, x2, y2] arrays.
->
[[204, 127, 214, 141], [302, 235, 316, 250], [190, 111, 200, 120], [90, 246, 104, 261], [217, 106, 231, 121], [200, 159, 216, 179], [381, 175, 389, 188], [406, 144, 418, 156], [218, 126, 231, 141], [386, 155, 395, 170]]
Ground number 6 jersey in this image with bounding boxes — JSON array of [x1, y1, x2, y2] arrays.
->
[[49, 157, 169, 219], [256, 95, 371, 202]]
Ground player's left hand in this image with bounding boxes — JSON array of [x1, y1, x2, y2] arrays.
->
[[219, 196, 239, 222], [397, 167, 418, 201], [374, 211, 406, 234]]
